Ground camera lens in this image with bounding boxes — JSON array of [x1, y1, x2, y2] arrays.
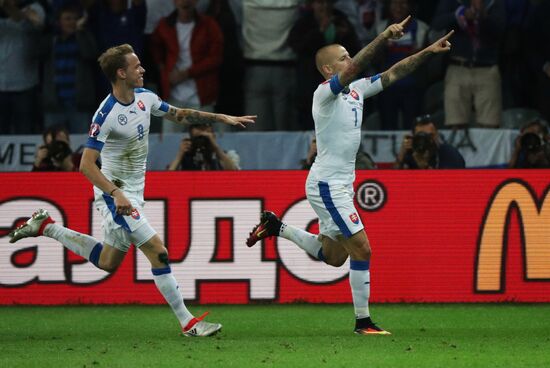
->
[[412, 132, 435, 154], [520, 132, 542, 152]]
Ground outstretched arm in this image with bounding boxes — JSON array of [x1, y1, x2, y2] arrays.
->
[[338, 16, 411, 87], [164, 105, 256, 128], [380, 30, 454, 89]]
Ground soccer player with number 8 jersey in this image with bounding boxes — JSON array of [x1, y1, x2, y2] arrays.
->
[[9, 44, 256, 337]]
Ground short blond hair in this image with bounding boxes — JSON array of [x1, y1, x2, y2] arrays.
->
[[97, 44, 134, 83]]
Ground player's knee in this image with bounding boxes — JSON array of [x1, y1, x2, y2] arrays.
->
[[158, 251, 169, 266], [348, 240, 371, 260]]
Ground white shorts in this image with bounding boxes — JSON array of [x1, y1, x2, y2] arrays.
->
[[305, 178, 364, 240], [94, 191, 156, 252]]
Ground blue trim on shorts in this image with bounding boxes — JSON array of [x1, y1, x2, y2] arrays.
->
[[152, 266, 171, 276], [102, 194, 131, 232], [318, 181, 352, 238], [350, 260, 370, 271]]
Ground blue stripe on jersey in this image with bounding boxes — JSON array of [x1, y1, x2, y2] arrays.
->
[[318, 181, 352, 238], [370, 74, 381, 83], [329, 74, 345, 95], [85, 137, 104, 151], [159, 101, 169, 112], [93, 95, 117, 126], [102, 194, 131, 232]]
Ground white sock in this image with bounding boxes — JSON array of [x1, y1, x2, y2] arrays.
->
[[43, 223, 102, 261], [279, 223, 323, 260], [349, 260, 370, 319], [152, 267, 193, 328]]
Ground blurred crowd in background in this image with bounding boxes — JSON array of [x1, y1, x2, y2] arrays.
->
[[2, 0, 550, 169]]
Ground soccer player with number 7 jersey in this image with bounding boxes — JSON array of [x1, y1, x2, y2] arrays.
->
[[9, 44, 256, 337], [247, 18, 454, 335]]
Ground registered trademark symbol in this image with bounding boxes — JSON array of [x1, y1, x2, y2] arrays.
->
[[356, 180, 387, 211]]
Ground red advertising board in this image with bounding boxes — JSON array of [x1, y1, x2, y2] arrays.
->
[[1, 171, 549, 304]]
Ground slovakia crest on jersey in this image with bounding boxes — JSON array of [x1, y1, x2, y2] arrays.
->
[[131, 208, 141, 220], [137, 100, 146, 111], [350, 90, 359, 100], [89, 123, 100, 137], [349, 213, 360, 224]]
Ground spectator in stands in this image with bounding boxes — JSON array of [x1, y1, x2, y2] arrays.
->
[[32, 125, 83, 171], [432, 0, 506, 129], [376, 0, 429, 130], [42, 4, 98, 134], [242, 0, 300, 131], [86, 0, 147, 98], [205, 0, 244, 117], [509, 119, 550, 169], [526, 1, 550, 123], [288, 0, 360, 130], [0, 0, 46, 134], [143, 0, 175, 91], [333, 0, 384, 47], [151, 0, 223, 134], [167, 123, 240, 170], [500, 0, 531, 109], [395, 114, 465, 169]]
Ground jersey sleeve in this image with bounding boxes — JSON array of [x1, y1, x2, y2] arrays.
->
[[85, 113, 113, 152], [354, 74, 383, 99], [313, 74, 346, 106], [150, 93, 169, 117], [85, 98, 117, 152]]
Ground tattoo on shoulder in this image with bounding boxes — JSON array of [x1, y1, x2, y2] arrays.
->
[[169, 107, 177, 116]]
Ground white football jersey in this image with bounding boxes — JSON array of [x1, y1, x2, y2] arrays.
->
[[309, 74, 383, 185], [86, 88, 169, 196]]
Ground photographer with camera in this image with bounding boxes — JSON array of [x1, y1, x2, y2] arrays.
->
[[32, 125, 82, 171], [395, 115, 465, 169], [509, 119, 550, 169], [167, 122, 240, 171]]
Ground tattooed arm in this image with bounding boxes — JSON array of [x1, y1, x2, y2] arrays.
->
[[380, 30, 454, 89], [338, 16, 410, 87], [164, 106, 256, 128]]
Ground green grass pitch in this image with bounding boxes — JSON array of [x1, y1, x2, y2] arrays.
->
[[1, 304, 549, 368]]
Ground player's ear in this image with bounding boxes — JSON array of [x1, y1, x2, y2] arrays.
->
[[321, 64, 332, 78], [117, 68, 126, 80]]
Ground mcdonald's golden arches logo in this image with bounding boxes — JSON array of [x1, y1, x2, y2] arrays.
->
[[475, 179, 550, 293]]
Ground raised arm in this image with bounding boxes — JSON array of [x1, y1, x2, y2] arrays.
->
[[338, 15, 411, 87], [163, 105, 256, 128], [380, 30, 454, 89]]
